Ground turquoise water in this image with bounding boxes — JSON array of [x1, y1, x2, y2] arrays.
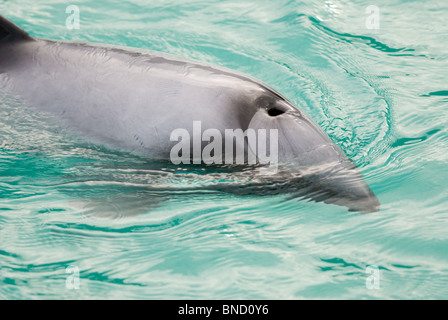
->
[[1, 0, 447, 299]]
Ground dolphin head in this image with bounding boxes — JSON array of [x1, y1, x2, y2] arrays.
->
[[242, 87, 380, 213]]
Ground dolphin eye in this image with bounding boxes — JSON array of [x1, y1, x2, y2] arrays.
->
[[267, 107, 286, 117]]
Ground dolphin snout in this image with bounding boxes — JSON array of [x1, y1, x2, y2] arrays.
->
[[353, 193, 380, 213], [248, 102, 380, 213], [309, 161, 380, 213]]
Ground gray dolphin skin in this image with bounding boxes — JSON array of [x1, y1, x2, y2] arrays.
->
[[0, 15, 379, 213]]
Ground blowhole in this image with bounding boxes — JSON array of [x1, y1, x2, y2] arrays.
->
[[267, 107, 285, 117]]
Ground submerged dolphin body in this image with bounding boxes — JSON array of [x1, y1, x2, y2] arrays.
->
[[0, 15, 379, 213]]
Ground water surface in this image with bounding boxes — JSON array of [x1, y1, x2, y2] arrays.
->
[[0, 0, 447, 299]]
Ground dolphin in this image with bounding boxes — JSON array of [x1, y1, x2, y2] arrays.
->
[[0, 15, 379, 213]]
